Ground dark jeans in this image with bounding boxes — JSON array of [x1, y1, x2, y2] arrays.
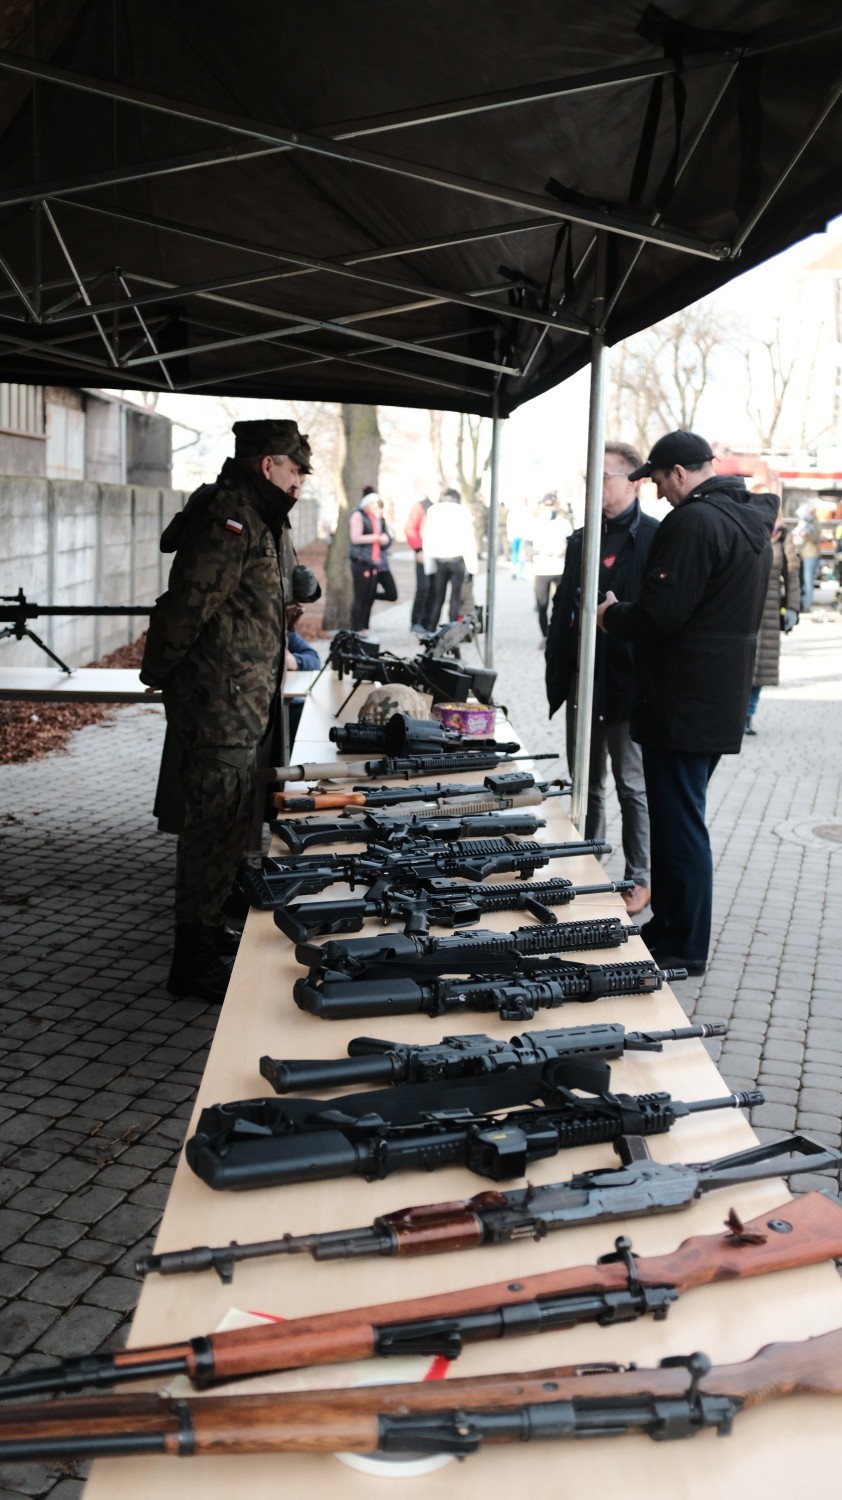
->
[[565, 702, 650, 886], [642, 745, 720, 964], [373, 567, 398, 602], [411, 554, 433, 626], [424, 558, 466, 631], [350, 559, 379, 631], [534, 573, 562, 638]]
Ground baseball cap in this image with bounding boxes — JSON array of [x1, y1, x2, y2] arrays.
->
[[628, 430, 713, 481], [233, 418, 312, 472]]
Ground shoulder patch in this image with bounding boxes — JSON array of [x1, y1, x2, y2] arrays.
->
[[224, 518, 245, 534]]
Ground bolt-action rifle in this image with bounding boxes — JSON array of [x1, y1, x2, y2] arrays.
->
[[259, 1021, 725, 1094], [273, 880, 635, 942], [270, 807, 551, 854], [6, 1325, 842, 1462], [7, 1193, 842, 1402], [137, 1133, 842, 1280], [185, 1061, 762, 1190], [257, 749, 557, 784], [293, 957, 684, 1021], [272, 769, 570, 813], [238, 836, 609, 908]]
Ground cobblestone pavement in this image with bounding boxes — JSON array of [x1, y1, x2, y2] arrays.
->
[[0, 551, 840, 1497]]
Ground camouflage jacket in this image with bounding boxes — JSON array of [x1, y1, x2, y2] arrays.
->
[[141, 458, 298, 748]]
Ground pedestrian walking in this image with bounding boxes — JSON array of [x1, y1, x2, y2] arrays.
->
[[421, 488, 479, 630]]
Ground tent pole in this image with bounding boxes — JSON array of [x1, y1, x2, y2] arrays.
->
[[570, 235, 609, 833], [484, 397, 501, 669]]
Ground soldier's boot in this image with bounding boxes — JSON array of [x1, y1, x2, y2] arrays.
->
[[167, 925, 231, 1003], [211, 924, 241, 958]]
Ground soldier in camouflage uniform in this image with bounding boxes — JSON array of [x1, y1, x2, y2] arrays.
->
[[140, 418, 319, 1003]]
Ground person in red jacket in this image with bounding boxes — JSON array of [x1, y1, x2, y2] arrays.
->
[[406, 495, 432, 634]]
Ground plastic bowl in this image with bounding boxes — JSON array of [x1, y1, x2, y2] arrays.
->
[[432, 701, 496, 737]]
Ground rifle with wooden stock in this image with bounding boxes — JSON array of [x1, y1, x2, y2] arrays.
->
[[272, 769, 569, 813], [3, 1325, 842, 1460], [5, 1193, 842, 1401], [137, 1134, 841, 1282]]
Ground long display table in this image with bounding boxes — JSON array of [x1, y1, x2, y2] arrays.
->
[[81, 671, 842, 1496]]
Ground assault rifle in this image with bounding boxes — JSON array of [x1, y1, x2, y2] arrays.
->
[[6, 1322, 842, 1462], [259, 1021, 725, 1093], [272, 769, 570, 813], [185, 1062, 761, 1190], [137, 1134, 842, 1280], [273, 880, 635, 942], [8, 1193, 842, 1400], [293, 957, 686, 1019], [330, 713, 518, 757], [270, 808, 552, 854], [292, 918, 640, 977], [258, 749, 557, 785], [238, 836, 609, 908], [4, 1325, 842, 1460]]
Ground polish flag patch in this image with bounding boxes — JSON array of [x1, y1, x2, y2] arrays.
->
[[224, 518, 244, 534], [603, 553, 617, 569]]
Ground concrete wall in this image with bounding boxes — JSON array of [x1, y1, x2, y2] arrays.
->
[[0, 477, 187, 669]]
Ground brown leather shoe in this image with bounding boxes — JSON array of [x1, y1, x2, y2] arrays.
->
[[621, 884, 651, 916]]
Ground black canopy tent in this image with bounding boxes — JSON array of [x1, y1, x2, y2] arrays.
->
[[0, 0, 840, 822]]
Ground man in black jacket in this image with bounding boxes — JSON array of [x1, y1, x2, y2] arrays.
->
[[545, 442, 659, 916], [597, 430, 776, 975]]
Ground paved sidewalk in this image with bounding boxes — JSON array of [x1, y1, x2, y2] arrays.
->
[[0, 553, 840, 1498]]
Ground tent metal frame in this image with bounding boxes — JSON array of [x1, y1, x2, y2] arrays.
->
[[0, 17, 840, 825]]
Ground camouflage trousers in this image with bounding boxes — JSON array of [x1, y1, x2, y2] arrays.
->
[[174, 745, 256, 925]]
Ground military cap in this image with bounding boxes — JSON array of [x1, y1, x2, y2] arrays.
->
[[232, 418, 312, 472]]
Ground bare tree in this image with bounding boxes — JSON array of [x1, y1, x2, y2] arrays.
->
[[742, 315, 799, 449], [322, 404, 381, 631], [610, 306, 734, 451], [456, 412, 492, 552], [428, 410, 449, 489]]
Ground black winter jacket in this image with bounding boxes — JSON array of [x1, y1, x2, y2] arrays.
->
[[545, 500, 659, 722], [602, 476, 776, 754]]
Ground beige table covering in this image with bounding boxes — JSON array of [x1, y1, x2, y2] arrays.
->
[[82, 671, 842, 1495]]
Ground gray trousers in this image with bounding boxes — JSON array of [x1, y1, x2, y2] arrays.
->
[[565, 700, 651, 886]]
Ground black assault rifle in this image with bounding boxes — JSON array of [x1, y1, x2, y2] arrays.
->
[[269, 808, 551, 854], [238, 836, 609, 908], [185, 1062, 762, 1191], [259, 1020, 726, 1093], [137, 1134, 842, 1280], [330, 713, 518, 757], [293, 958, 686, 1020], [291, 919, 643, 980], [272, 879, 635, 942]]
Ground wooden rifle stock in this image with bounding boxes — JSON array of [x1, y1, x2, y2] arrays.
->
[[3, 1327, 842, 1460], [5, 1193, 842, 1398]]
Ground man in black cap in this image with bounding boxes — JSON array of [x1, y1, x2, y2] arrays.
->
[[141, 417, 320, 1002], [596, 430, 776, 975]]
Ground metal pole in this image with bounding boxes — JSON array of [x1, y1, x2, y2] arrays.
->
[[570, 236, 609, 834], [484, 399, 501, 670]]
